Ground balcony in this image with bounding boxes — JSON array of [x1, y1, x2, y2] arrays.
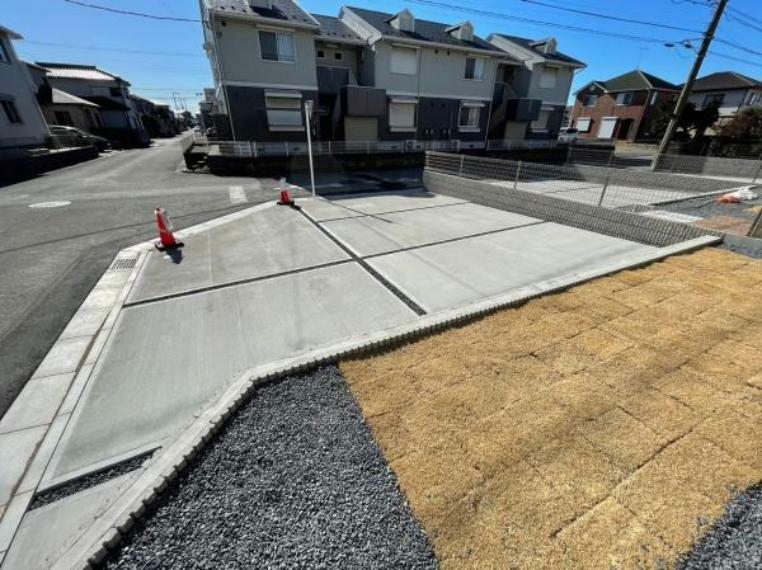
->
[[340, 85, 386, 117], [504, 98, 542, 122], [316, 66, 357, 95]]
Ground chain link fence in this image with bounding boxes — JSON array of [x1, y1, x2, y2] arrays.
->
[[426, 151, 739, 212]]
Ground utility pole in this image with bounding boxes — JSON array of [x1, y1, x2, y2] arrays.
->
[[652, 0, 728, 168]]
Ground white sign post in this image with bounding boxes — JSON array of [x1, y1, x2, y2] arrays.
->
[[304, 100, 316, 199]]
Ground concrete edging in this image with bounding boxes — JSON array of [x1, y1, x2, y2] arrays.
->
[[50, 233, 720, 569]]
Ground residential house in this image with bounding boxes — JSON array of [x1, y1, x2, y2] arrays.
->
[[36, 62, 150, 146], [25, 62, 104, 133], [570, 70, 680, 141], [200, 1, 530, 147], [687, 71, 762, 125], [0, 26, 49, 151], [487, 35, 585, 139], [130, 95, 178, 137]]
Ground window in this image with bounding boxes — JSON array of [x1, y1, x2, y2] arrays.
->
[[748, 92, 761, 106], [110, 87, 123, 97], [575, 117, 592, 132], [91, 86, 110, 97], [265, 92, 303, 129], [458, 104, 481, 128], [703, 93, 724, 107], [0, 39, 10, 63], [531, 109, 550, 130], [334, 52, 343, 61], [317, 49, 325, 58], [259, 31, 296, 62], [464, 57, 485, 80], [1, 100, 22, 123], [390, 46, 417, 75], [539, 67, 558, 89], [388, 99, 416, 130], [583, 94, 597, 107], [54, 111, 74, 126], [615, 92, 633, 106], [650, 91, 659, 106]]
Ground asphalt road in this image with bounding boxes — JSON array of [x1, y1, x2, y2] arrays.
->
[[0, 135, 283, 416]]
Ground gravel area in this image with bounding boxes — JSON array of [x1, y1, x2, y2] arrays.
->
[[101, 365, 437, 569], [678, 484, 762, 570]]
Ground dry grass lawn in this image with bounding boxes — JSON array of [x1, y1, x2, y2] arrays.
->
[[341, 248, 762, 569]]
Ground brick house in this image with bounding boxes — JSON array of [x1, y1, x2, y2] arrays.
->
[[570, 70, 679, 141]]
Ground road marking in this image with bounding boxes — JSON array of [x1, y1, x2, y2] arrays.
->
[[228, 186, 248, 205], [28, 201, 71, 208]]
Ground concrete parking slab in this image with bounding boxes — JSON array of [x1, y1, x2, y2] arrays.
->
[[320, 202, 540, 257], [128, 203, 349, 303], [298, 190, 465, 221], [47, 262, 417, 484], [2, 473, 138, 570], [367, 222, 657, 312]]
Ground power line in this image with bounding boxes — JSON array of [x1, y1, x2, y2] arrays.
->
[[62, 0, 200, 23], [726, 6, 762, 27], [24, 40, 205, 58], [725, 13, 762, 34], [708, 50, 762, 69], [518, 0, 704, 34], [406, 0, 679, 43], [714, 37, 762, 58]]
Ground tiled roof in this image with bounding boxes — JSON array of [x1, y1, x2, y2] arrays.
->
[[51, 88, 100, 107], [208, 0, 317, 26], [36, 62, 125, 84], [313, 14, 364, 43], [493, 34, 584, 66], [599, 70, 679, 92], [689, 71, 762, 92], [346, 6, 501, 52]]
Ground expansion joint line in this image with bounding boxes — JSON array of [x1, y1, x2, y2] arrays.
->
[[296, 208, 428, 316]]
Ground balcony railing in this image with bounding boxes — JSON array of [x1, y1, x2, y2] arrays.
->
[[212, 138, 560, 158]]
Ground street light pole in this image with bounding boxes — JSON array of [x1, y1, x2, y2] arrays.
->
[[304, 100, 316, 199], [652, 0, 728, 169]]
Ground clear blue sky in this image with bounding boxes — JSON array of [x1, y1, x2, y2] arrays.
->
[[5, 0, 762, 113]]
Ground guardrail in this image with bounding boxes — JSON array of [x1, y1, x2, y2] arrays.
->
[[210, 138, 561, 158]]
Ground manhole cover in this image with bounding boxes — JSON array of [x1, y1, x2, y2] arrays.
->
[[28, 201, 71, 208]]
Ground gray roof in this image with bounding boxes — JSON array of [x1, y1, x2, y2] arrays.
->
[[493, 34, 584, 66], [51, 88, 100, 107], [596, 70, 680, 93], [689, 71, 762, 92], [346, 6, 501, 52], [313, 14, 364, 43], [208, 0, 316, 26]]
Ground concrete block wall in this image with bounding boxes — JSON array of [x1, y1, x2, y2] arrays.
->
[[423, 169, 719, 247]]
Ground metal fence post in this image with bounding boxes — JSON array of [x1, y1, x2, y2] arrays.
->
[[597, 173, 611, 207], [566, 145, 572, 165], [753, 155, 762, 184], [514, 160, 522, 190], [459, 154, 465, 176]]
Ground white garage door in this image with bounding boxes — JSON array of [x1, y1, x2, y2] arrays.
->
[[598, 117, 618, 139]]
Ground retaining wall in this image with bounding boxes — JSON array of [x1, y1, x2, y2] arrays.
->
[[654, 154, 762, 180], [423, 169, 719, 247]]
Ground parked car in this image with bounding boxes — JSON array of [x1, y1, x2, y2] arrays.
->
[[558, 127, 579, 143], [49, 125, 110, 152]]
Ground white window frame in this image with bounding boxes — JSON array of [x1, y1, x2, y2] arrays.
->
[[615, 92, 633, 106], [390, 46, 418, 76], [388, 98, 417, 132], [258, 30, 296, 64], [265, 90, 304, 131], [464, 57, 485, 81], [650, 91, 659, 106], [539, 67, 558, 89], [575, 117, 591, 132]]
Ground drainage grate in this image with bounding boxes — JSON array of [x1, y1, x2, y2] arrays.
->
[[110, 258, 137, 271]]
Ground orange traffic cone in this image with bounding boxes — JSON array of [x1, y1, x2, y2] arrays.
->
[[279, 188, 293, 206], [154, 207, 184, 250]]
